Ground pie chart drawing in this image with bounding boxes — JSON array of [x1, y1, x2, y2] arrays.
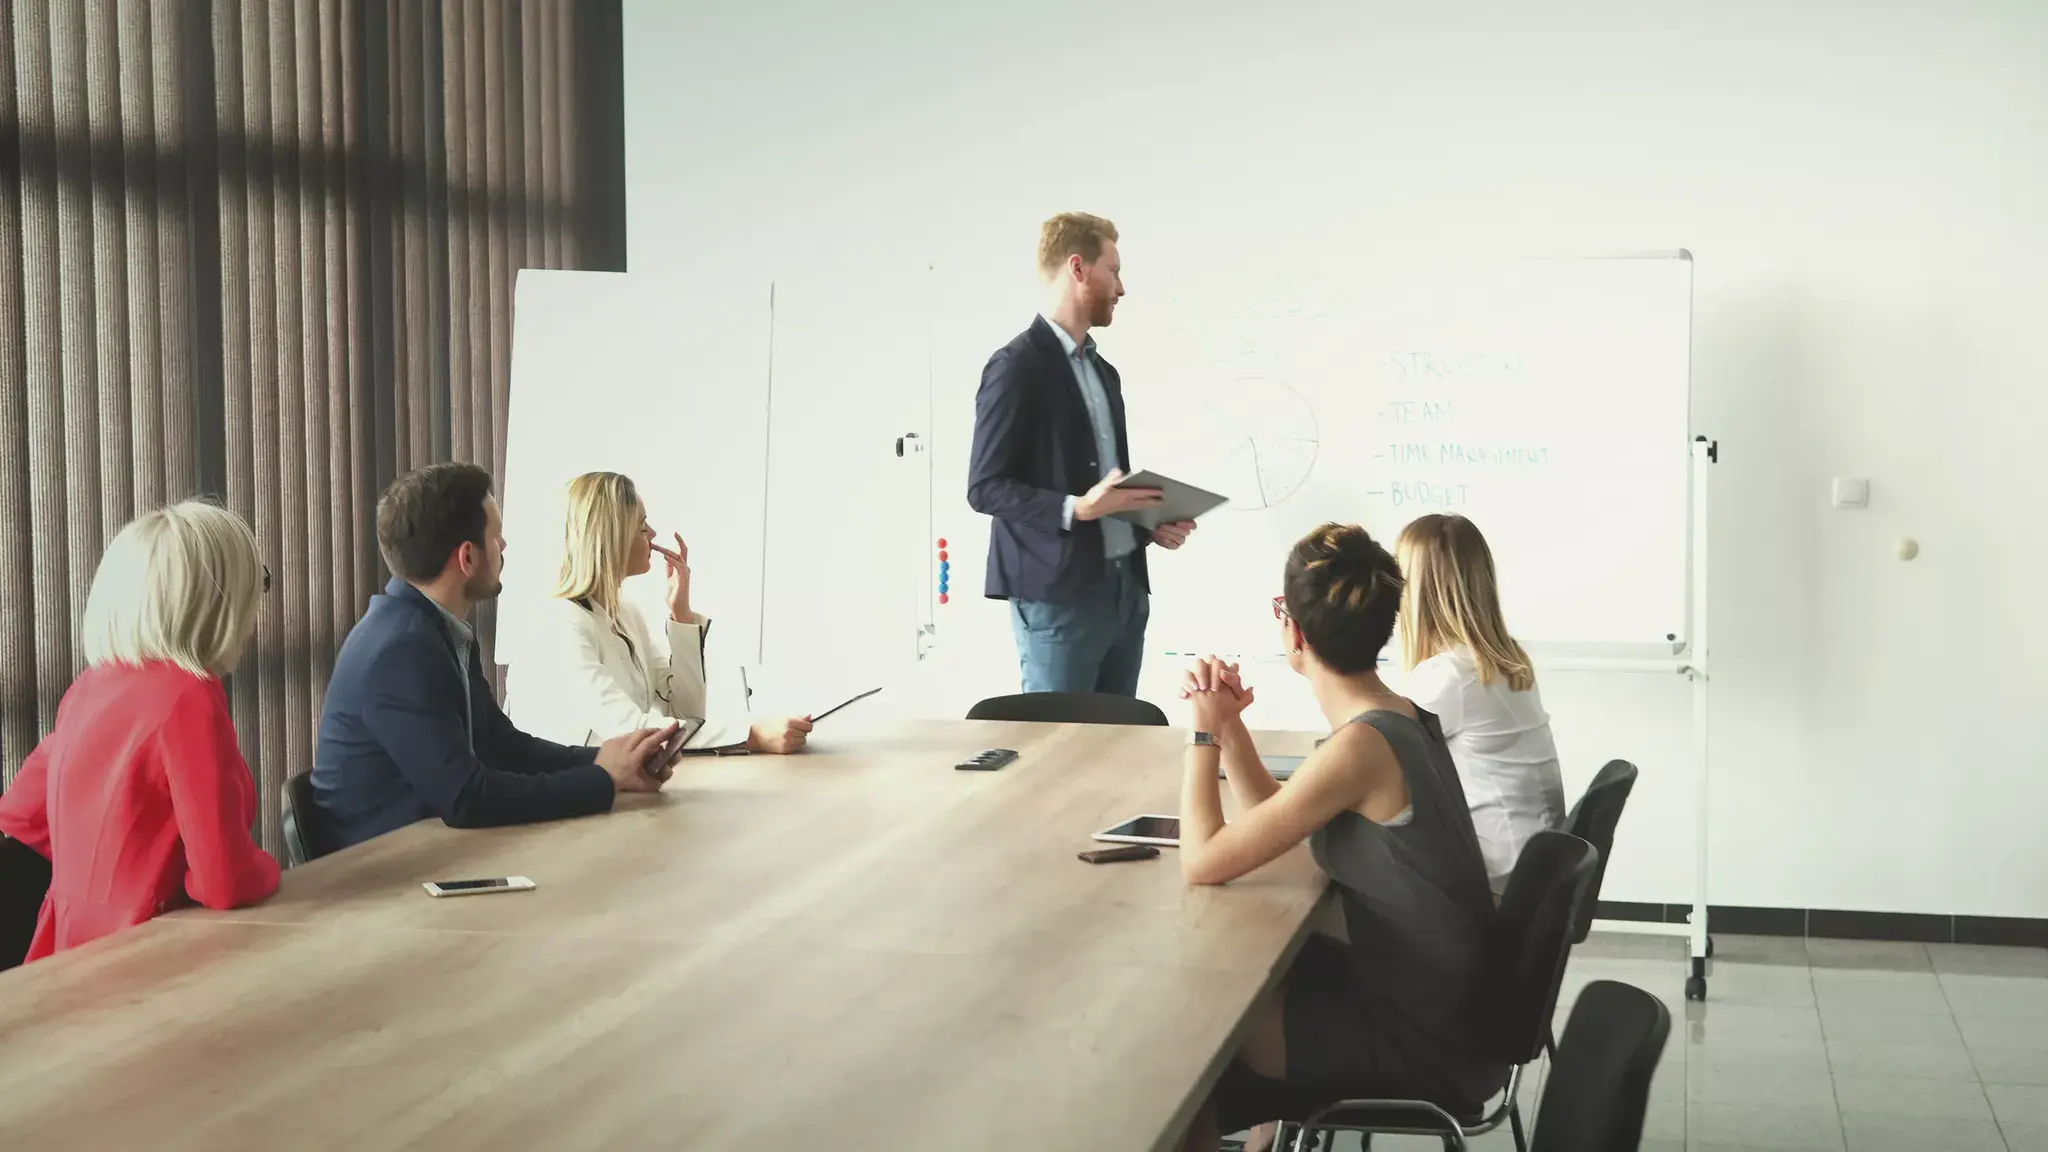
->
[[1206, 378, 1319, 511]]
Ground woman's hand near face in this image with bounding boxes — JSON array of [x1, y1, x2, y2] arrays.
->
[[652, 533, 692, 622]]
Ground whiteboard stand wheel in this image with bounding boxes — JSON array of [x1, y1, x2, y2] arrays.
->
[[1686, 958, 1708, 1002]]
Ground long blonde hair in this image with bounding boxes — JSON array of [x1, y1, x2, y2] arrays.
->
[[82, 501, 266, 677], [1396, 514, 1535, 692], [551, 472, 642, 618]]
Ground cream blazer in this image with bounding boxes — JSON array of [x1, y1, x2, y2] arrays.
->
[[508, 596, 748, 752]]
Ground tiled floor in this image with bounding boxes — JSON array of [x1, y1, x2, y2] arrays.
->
[[1313, 932, 2048, 1152]]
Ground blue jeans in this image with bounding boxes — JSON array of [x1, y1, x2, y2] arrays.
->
[[1009, 556, 1149, 696]]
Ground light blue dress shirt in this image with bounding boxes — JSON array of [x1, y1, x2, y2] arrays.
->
[[1042, 314, 1136, 561], [428, 596, 474, 739]]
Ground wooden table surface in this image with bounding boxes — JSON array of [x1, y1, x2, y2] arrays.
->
[[0, 718, 1329, 1151]]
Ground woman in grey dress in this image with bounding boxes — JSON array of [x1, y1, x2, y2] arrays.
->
[[1174, 523, 1503, 1152]]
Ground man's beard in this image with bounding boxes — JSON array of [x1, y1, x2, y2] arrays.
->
[[465, 571, 502, 602]]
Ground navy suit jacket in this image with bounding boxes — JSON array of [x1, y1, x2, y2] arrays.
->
[[312, 579, 614, 850], [967, 317, 1151, 604]]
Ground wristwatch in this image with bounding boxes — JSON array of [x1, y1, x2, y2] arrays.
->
[[1189, 730, 1217, 747]]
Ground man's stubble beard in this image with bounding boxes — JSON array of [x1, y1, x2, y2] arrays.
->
[[466, 571, 503, 602]]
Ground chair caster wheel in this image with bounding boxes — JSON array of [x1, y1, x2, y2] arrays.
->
[[1685, 975, 1707, 1001]]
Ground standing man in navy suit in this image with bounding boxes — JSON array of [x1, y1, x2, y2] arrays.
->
[[967, 213, 1195, 696]]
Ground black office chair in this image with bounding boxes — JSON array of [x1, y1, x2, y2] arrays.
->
[[1562, 761, 1638, 945], [1281, 831, 1601, 1152], [280, 770, 338, 867], [1, 833, 52, 969], [1528, 980, 1671, 1152], [1529, 760, 1641, 1061], [965, 692, 1168, 727]]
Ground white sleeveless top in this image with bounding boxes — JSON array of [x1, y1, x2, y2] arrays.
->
[[1403, 647, 1567, 892]]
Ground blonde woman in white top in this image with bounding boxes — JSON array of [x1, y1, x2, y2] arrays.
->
[[511, 472, 811, 756], [1396, 514, 1565, 894]]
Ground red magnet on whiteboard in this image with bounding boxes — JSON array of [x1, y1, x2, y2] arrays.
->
[[936, 538, 947, 548], [938, 550, 948, 562], [938, 593, 950, 605]]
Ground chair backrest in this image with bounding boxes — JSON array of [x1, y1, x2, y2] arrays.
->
[[1479, 830, 1601, 1065], [965, 692, 1168, 727], [281, 770, 336, 866], [1530, 979, 1672, 1152], [0, 834, 52, 970], [1562, 761, 1639, 944]]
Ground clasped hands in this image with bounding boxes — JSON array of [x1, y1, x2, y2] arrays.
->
[[1180, 655, 1255, 732]]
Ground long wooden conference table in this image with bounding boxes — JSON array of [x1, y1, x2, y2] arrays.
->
[[0, 717, 1329, 1150]]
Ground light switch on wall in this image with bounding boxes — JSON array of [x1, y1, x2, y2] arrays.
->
[[1832, 478, 1870, 509]]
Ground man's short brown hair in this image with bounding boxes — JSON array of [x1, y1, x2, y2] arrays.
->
[[376, 462, 494, 582], [1037, 212, 1119, 279]]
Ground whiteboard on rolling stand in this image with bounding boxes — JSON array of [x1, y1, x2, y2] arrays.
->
[[1115, 252, 1696, 660], [498, 270, 771, 716]]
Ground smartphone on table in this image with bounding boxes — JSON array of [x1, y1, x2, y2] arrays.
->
[[422, 877, 536, 898], [647, 717, 706, 781], [1077, 845, 1161, 864]]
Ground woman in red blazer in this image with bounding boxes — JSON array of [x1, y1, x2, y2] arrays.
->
[[0, 501, 280, 964]]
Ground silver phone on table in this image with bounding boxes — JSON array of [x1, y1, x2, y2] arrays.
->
[[422, 876, 536, 898]]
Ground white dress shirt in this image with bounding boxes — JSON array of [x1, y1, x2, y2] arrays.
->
[[1404, 647, 1568, 893], [508, 596, 748, 752]]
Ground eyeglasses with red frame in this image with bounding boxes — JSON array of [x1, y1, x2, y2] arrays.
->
[[1271, 595, 1288, 621]]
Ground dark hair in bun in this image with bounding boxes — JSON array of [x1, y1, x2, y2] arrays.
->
[[1282, 523, 1404, 674]]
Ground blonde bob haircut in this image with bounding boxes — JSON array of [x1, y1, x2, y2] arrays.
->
[[551, 471, 643, 618], [81, 501, 266, 678], [1395, 514, 1536, 693]]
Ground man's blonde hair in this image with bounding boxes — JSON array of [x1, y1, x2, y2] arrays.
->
[[81, 501, 266, 677], [552, 471, 643, 618], [1396, 514, 1536, 692], [1037, 212, 1119, 279]]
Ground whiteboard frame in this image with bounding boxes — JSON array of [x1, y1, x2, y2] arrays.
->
[[1578, 435, 1713, 999], [1146, 249, 1699, 655]]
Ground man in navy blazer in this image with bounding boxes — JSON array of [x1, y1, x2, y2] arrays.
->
[[967, 213, 1195, 696], [312, 463, 673, 850]]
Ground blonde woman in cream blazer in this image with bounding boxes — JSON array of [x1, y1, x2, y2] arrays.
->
[[511, 472, 811, 757]]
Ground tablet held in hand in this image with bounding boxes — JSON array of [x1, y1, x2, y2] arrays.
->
[[1107, 470, 1228, 532]]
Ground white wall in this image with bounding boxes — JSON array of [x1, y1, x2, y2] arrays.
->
[[623, 0, 2048, 917]]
